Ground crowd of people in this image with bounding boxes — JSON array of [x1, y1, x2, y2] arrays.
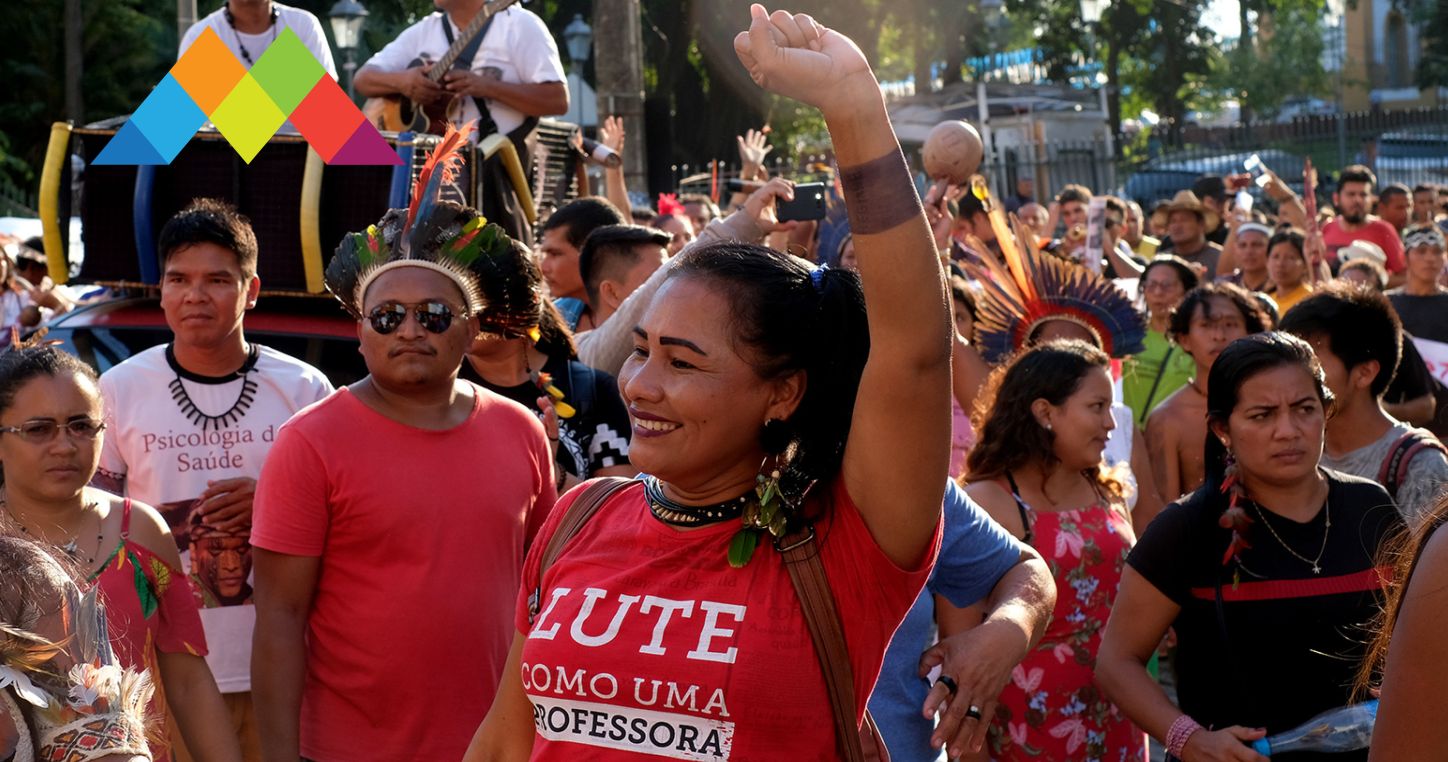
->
[[4, 2, 1448, 762]]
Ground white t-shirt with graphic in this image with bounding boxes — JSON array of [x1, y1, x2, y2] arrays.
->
[[98, 343, 333, 693]]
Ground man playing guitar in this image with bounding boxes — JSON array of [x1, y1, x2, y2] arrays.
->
[[355, 0, 566, 150], [355, 0, 566, 242]]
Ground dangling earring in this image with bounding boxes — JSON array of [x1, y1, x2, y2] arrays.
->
[[730, 453, 791, 568]]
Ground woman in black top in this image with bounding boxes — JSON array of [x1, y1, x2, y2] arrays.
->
[[458, 245, 635, 490], [1098, 332, 1402, 762]]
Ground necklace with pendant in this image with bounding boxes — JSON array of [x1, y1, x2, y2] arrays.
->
[[2, 498, 104, 565], [1250, 497, 1331, 574]]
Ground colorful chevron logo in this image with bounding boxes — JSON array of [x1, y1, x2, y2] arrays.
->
[[95, 27, 400, 166]]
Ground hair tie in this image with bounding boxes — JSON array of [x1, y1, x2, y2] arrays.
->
[[810, 264, 828, 293]]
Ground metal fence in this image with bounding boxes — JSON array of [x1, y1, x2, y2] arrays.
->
[[657, 107, 1448, 211]]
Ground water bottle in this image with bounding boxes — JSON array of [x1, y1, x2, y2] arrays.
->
[[1250, 700, 1378, 756]]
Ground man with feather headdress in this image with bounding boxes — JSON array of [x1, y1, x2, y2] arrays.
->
[[249, 125, 557, 762]]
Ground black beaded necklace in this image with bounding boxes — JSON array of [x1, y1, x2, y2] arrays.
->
[[224, 2, 280, 66], [644, 476, 753, 527], [167, 343, 260, 431]]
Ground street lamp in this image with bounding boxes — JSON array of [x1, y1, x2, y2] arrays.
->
[[1079, 0, 1105, 24], [328, 0, 369, 99], [562, 14, 592, 126], [564, 14, 593, 72]]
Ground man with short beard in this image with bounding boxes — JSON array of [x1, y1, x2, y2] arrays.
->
[[1322, 165, 1406, 286]]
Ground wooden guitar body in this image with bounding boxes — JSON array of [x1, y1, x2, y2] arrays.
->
[[361, 57, 462, 135]]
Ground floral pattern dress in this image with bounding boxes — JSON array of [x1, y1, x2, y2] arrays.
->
[[986, 499, 1147, 762], [89, 499, 208, 762]]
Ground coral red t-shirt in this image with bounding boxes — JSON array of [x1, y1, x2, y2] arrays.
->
[[252, 386, 556, 762], [1322, 217, 1406, 273], [513, 478, 938, 761]]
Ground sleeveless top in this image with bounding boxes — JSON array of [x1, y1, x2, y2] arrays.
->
[[89, 499, 208, 762], [985, 474, 1147, 761]]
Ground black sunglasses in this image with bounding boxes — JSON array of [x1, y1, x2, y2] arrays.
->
[[366, 301, 458, 335]]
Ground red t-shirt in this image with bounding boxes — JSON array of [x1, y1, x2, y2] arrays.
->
[[513, 478, 938, 761], [1322, 217, 1406, 273], [252, 386, 557, 762]]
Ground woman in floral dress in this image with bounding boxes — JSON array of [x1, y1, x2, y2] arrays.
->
[[962, 341, 1147, 761]]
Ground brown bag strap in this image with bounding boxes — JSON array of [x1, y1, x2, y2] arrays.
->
[[528, 477, 634, 625], [779, 525, 874, 762]]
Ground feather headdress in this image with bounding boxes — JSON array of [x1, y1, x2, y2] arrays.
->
[[325, 122, 520, 320], [961, 177, 1145, 364]]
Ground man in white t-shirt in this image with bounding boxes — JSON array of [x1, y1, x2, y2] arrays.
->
[[354, 0, 567, 242], [95, 199, 333, 762], [354, 1, 566, 142], [179, 1, 336, 75]]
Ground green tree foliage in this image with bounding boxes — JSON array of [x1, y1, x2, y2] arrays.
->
[[0, 0, 172, 198], [1416, 0, 1448, 88], [1212, 0, 1331, 120]]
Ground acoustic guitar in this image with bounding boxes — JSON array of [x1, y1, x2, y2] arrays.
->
[[361, 0, 521, 135]]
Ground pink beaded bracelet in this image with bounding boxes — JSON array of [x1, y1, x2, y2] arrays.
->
[[1166, 714, 1204, 758]]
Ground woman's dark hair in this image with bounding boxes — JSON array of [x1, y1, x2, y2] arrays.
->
[[963, 340, 1124, 499], [1267, 228, 1307, 262], [1278, 282, 1402, 398], [535, 299, 578, 360], [1339, 258, 1389, 292], [1167, 282, 1271, 342], [1200, 332, 1333, 500], [1139, 255, 1200, 296], [668, 242, 868, 497], [0, 345, 100, 486]]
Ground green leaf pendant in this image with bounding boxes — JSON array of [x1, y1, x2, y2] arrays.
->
[[728, 528, 761, 568]]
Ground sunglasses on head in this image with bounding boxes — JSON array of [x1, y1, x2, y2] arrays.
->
[[366, 301, 459, 335]]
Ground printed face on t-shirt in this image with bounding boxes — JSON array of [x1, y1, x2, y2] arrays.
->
[[619, 277, 802, 486], [0, 371, 103, 503], [189, 528, 252, 606], [160, 243, 258, 353], [359, 267, 476, 391]]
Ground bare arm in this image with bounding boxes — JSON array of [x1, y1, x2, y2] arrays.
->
[[252, 549, 321, 762], [1371, 527, 1448, 760], [1145, 408, 1182, 503], [444, 71, 569, 117], [732, 8, 951, 565], [922, 549, 1056, 758], [951, 332, 992, 418], [599, 116, 631, 218], [1107, 243, 1145, 278], [157, 652, 243, 762], [128, 506, 242, 762], [1098, 568, 1268, 761], [1130, 429, 1166, 531], [463, 632, 535, 762]]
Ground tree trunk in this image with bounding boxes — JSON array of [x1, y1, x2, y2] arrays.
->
[[594, 0, 649, 192], [912, 17, 934, 95], [64, 0, 82, 120], [1238, 0, 1254, 124]]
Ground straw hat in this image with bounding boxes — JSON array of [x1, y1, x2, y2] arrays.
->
[[1161, 190, 1220, 232]]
